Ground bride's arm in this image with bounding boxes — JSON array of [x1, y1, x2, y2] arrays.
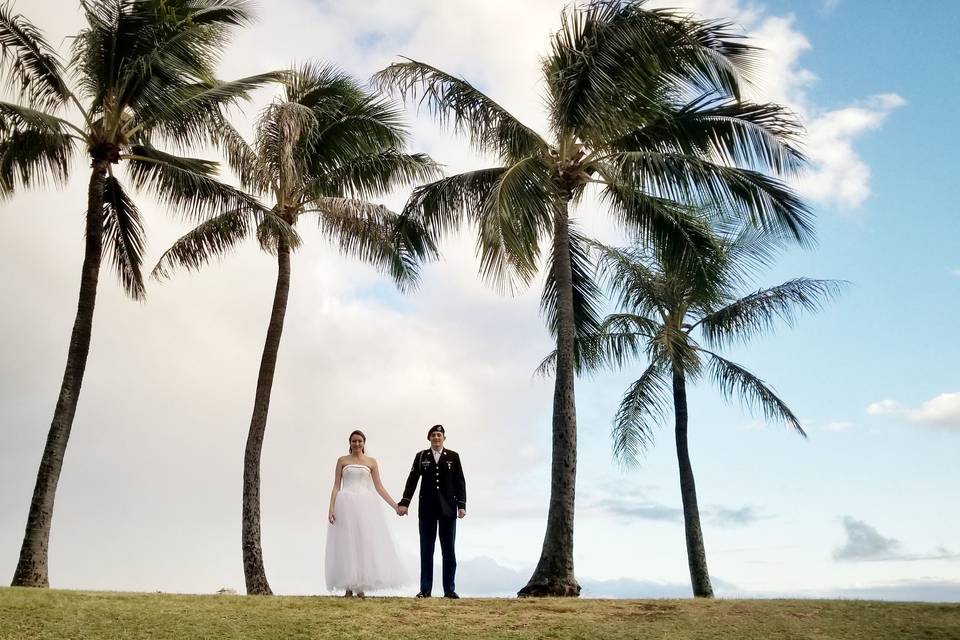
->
[[370, 459, 399, 511], [328, 459, 344, 523]]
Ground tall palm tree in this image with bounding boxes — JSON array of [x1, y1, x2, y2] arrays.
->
[[0, 0, 279, 588], [574, 232, 843, 597], [373, 0, 813, 596], [153, 62, 439, 595]]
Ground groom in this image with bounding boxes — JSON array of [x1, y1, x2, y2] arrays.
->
[[397, 424, 466, 598]]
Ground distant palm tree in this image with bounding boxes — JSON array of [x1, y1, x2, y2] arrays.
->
[[373, 0, 812, 596], [153, 63, 438, 595], [573, 233, 843, 597], [0, 0, 279, 588]]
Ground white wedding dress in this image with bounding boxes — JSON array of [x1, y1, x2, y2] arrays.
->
[[325, 464, 408, 593]]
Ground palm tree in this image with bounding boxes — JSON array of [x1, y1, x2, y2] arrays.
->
[[152, 62, 439, 595], [0, 0, 279, 588], [574, 232, 843, 597], [373, 0, 812, 596]]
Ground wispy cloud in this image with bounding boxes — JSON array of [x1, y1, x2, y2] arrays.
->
[[834, 517, 959, 562], [867, 399, 900, 415], [587, 494, 766, 528], [822, 421, 854, 432]]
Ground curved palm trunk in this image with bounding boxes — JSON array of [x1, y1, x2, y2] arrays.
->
[[672, 368, 714, 598], [12, 161, 108, 588], [519, 205, 581, 597], [241, 238, 291, 596]]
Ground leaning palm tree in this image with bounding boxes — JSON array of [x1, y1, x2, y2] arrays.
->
[[373, 0, 812, 596], [0, 0, 279, 588], [153, 62, 438, 595], [574, 232, 843, 597]]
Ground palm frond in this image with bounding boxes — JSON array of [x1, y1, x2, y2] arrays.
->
[[372, 59, 547, 162], [254, 99, 316, 187], [0, 3, 70, 110], [544, 2, 756, 139], [610, 95, 806, 176], [0, 100, 83, 137], [209, 114, 269, 194], [541, 224, 604, 366], [313, 149, 440, 200], [101, 175, 145, 299], [310, 197, 436, 290], [285, 60, 363, 109], [591, 241, 664, 316], [602, 150, 814, 245], [152, 207, 261, 279], [597, 180, 721, 290], [612, 360, 671, 467], [696, 278, 846, 348], [255, 211, 302, 255], [0, 119, 75, 196], [132, 71, 287, 149], [401, 167, 507, 242], [476, 155, 556, 292], [125, 144, 261, 219], [702, 350, 805, 436], [305, 92, 410, 165]]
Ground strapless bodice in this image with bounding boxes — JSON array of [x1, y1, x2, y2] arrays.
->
[[341, 464, 373, 493]]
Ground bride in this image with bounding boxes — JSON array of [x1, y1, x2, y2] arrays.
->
[[325, 430, 407, 596]]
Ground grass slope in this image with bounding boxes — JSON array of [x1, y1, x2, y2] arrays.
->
[[1, 588, 958, 639]]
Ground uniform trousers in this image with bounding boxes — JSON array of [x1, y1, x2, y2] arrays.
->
[[418, 514, 457, 595]]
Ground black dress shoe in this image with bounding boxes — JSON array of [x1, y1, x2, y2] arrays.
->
[[443, 592, 460, 599], [415, 592, 431, 598]]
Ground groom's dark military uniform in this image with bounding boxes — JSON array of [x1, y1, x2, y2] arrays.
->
[[400, 446, 466, 596]]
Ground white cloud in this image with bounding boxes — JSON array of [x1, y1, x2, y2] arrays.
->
[[798, 95, 906, 208], [951, 268, 960, 278], [906, 393, 960, 427], [867, 394, 960, 428], [866, 399, 900, 416], [823, 421, 854, 432]]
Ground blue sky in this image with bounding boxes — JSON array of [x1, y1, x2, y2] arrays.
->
[[0, 0, 957, 600]]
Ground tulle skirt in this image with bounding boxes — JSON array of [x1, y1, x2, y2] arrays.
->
[[324, 489, 408, 592]]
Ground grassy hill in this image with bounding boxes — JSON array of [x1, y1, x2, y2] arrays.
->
[[1, 588, 958, 639]]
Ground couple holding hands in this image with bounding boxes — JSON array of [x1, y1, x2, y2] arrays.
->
[[325, 424, 467, 598]]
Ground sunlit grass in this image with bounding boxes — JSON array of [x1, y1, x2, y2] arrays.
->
[[1, 588, 958, 639]]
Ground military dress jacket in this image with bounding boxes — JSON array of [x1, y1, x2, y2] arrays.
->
[[399, 448, 466, 518]]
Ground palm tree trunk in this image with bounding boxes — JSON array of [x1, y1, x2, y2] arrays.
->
[[241, 238, 291, 595], [672, 368, 714, 598], [11, 161, 108, 588], [519, 204, 581, 598]]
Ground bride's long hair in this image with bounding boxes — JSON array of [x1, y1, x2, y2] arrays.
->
[[348, 429, 366, 454]]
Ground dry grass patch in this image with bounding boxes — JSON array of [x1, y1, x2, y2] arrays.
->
[[1, 587, 957, 639]]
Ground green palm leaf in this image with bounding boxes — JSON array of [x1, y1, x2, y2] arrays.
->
[[612, 361, 670, 467], [541, 225, 604, 366], [0, 3, 71, 110], [372, 59, 547, 162], [310, 197, 433, 290], [610, 95, 806, 176], [702, 350, 805, 436], [0, 121, 75, 196], [314, 150, 439, 200], [401, 168, 507, 242], [102, 175, 146, 299], [696, 278, 846, 348], [125, 144, 261, 219], [152, 207, 263, 279]]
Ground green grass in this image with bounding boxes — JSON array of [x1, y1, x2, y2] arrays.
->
[[1, 588, 958, 639]]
